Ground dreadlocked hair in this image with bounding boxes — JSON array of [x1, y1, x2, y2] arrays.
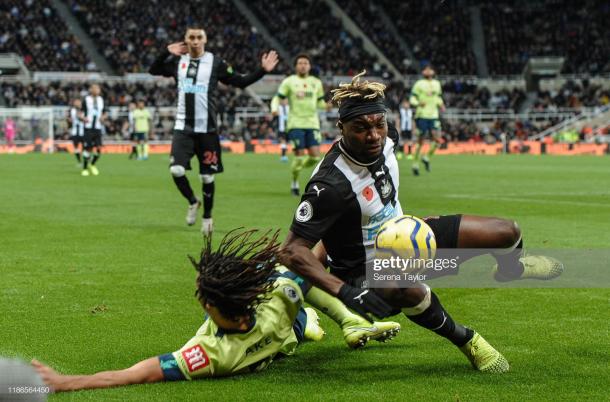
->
[[191, 228, 281, 320], [330, 70, 386, 106]]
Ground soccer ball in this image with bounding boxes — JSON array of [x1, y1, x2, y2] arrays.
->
[[375, 215, 437, 260]]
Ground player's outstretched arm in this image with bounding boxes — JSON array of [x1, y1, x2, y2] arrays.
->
[[219, 50, 279, 88], [280, 232, 344, 296], [31, 356, 165, 392]]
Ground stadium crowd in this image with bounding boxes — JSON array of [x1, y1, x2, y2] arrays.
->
[[380, 0, 477, 75], [533, 80, 610, 110], [0, 0, 608, 77], [334, 0, 416, 75], [0, 0, 94, 71], [68, 0, 285, 74], [1, 80, 257, 109], [248, 0, 389, 78], [482, 0, 610, 75]]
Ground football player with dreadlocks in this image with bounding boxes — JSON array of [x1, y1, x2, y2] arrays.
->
[[281, 71, 563, 374], [31, 229, 325, 391]]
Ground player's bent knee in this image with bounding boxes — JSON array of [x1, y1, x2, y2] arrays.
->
[[169, 165, 186, 177], [496, 219, 521, 249], [200, 174, 214, 184]]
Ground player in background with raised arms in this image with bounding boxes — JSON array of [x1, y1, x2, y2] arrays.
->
[[81, 84, 106, 176], [149, 26, 278, 234], [409, 65, 444, 176], [271, 54, 327, 196], [69, 99, 85, 164], [280, 72, 563, 373], [132, 100, 152, 160]]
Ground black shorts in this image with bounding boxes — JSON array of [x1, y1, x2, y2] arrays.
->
[[329, 214, 462, 285], [401, 129, 412, 141], [170, 130, 224, 174], [278, 131, 288, 141], [134, 132, 147, 141], [423, 214, 462, 249], [71, 135, 83, 146], [83, 129, 102, 148]]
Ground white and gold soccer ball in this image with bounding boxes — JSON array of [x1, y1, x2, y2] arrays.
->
[[375, 215, 437, 260]]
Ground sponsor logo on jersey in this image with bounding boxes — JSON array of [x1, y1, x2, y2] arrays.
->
[[313, 185, 325, 196], [295, 201, 313, 222], [283, 285, 300, 303], [364, 203, 398, 241], [178, 78, 208, 94], [182, 345, 210, 372]]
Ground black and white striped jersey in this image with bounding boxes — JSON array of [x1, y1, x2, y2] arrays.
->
[[70, 107, 84, 136], [149, 49, 266, 134], [278, 104, 289, 133], [82, 95, 105, 130], [399, 106, 413, 131], [128, 110, 134, 134], [290, 130, 403, 278]]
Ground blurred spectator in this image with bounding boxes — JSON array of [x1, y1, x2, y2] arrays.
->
[[0, 0, 94, 71]]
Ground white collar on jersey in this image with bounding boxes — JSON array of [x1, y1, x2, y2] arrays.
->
[[338, 139, 379, 167]]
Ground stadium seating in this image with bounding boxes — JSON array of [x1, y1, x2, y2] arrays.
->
[[0, 0, 94, 71], [377, 0, 477, 75], [534, 80, 610, 110], [247, 0, 387, 77], [0, 80, 257, 109], [482, 0, 610, 75], [334, 0, 417, 75], [68, 0, 284, 74]]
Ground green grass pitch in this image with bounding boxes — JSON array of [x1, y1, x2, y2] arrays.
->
[[1, 153, 609, 401]]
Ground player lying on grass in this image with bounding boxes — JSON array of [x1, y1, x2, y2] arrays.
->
[[31, 229, 399, 392], [280, 72, 564, 373]]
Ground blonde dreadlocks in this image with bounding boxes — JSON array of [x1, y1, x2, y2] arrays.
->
[[330, 70, 386, 106]]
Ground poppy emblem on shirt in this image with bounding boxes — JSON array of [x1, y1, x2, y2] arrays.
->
[[181, 63, 186, 69], [362, 186, 374, 202]]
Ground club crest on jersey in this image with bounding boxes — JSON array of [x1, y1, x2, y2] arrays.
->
[[380, 179, 392, 198], [295, 201, 313, 222], [182, 345, 210, 373], [283, 285, 300, 303]]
